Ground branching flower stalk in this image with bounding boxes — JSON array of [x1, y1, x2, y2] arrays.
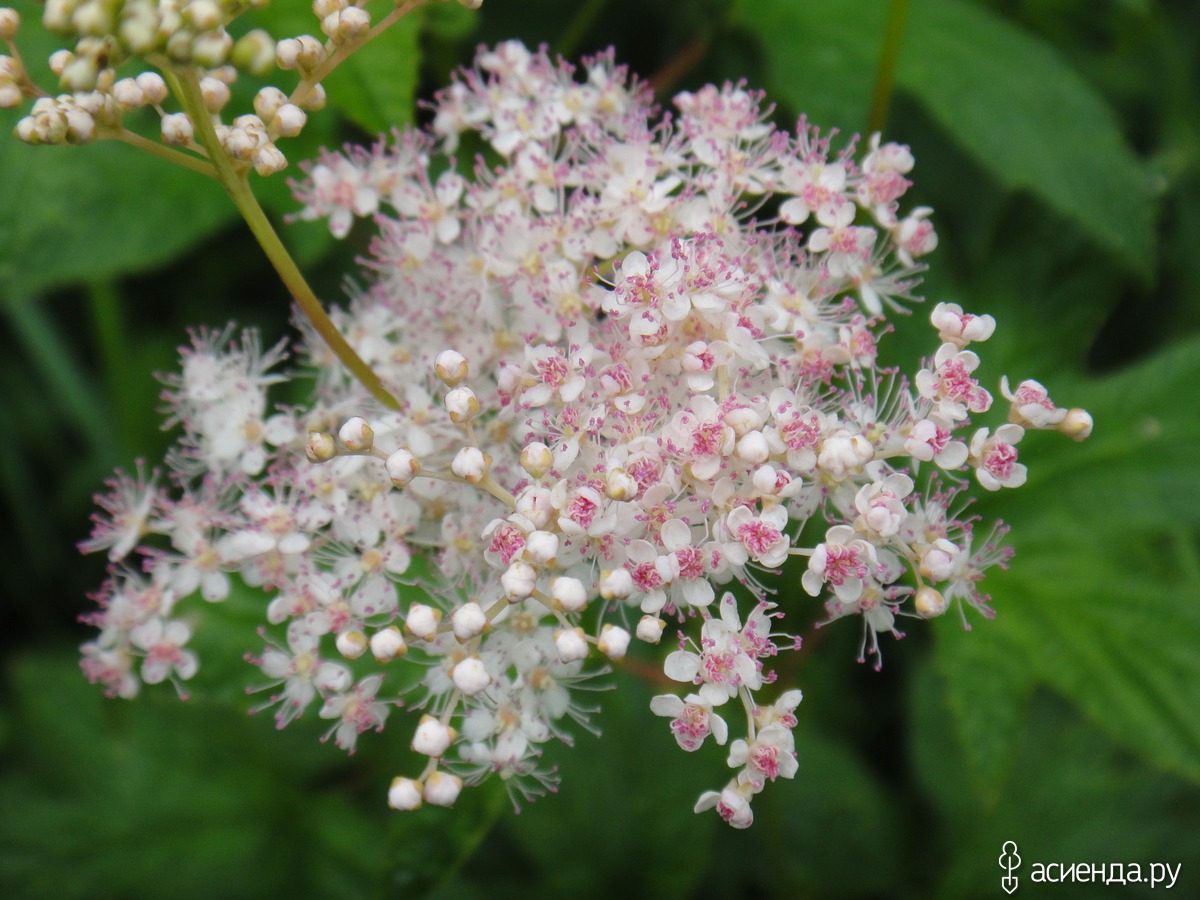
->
[[6, 6, 1092, 829]]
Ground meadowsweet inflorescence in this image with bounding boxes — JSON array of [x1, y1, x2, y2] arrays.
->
[[75, 40, 1091, 827]]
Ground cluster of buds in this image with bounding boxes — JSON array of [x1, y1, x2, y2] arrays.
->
[[77, 41, 1090, 827], [2, 0, 478, 174]]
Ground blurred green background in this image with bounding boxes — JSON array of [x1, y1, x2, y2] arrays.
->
[[2, 0, 1199, 896]]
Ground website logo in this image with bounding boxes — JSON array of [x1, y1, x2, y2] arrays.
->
[[1000, 841, 1022, 894]]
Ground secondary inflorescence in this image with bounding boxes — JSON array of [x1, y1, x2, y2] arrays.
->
[[75, 39, 1090, 827]]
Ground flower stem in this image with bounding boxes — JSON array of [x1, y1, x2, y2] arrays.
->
[[172, 67, 401, 411], [867, 0, 910, 136]]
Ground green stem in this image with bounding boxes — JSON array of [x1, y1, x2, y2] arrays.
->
[[867, 0, 910, 136], [172, 67, 401, 411], [105, 126, 218, 180]]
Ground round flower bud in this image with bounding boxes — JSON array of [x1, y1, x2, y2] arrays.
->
[[554, 627, 589, 663], [599, 568, 633, 600], [253, 86, 287, 121], [253, 143, 288, 176], [275, 37, 303, 70], [450, 601, 488, 641], [411, 714, 455, 757], [514, 485, 553, 529], [369, 626, 406, 661], [914, 586, 949, 619], [60, 56, 99, 92], [598, 624, 631, 659], [735, 430, 770, 465], [48, 50, 72, 79], [199, 76, 230, 113], [388, 776, 423, 811], [192, 29, 233, 68], [550, 576, 588, 612], [434, 349, 468, 386], [305, 431, 336, 463], [64, 107, 95, 144], [335, 629, 368, 659], [1058, 408, 1093, 441], [338, 416, 374, 452], [270, 103, 306, 138], [232, 28, 276, 77], [423, 770, 463, 807], [135, 72, 169, 105], [404, 603, 441, 641], [519, 441, 553, 479], [111, 78, 145, 110], [450, 656, 491, 695], [183, 0, 222, 31], [445, 385, 479, 423], [725, 407, 763, 437], [523, 530, 558, 566], [450, 446, 490, 483], [161, 112, 194, 146], [500, 561, 536, 601], [386, 448, 420, 487], [605, 466, 638, 500], [0, 8, 20, 42], [636, 615, 666, 644]]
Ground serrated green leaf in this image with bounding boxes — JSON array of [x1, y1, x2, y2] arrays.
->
[[898, 0, 1158, 277], [935, 338, 1200, 788]]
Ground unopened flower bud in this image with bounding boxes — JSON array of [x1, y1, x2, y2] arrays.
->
[[605, 466, 638, 500], [338, 416, 374, 451], [192, 29, 233, 68], [450, 656, 490, 695], [232, 28, 276, 77], [598, 623, 630, 659], [514, 485, 553, 528], [550, 576, 588, 612], [297, 82, 326, 111], [736, 430, 770, 465], [253, 142, 287, 176], [270, 103, 306, 138], [450, 446, 490, 483], [405, 603, 441, 640], [135, 72, 168, 105], [369, 626, 406, 661], [501, 560, 536, 600], [725, 407, 763, 437], [1058, 408, 1093, 441], [253, 86, 286, 121], [423, 770, 463, 807], [305, 431, 336, 462], [914, 586, 948, 619], [199, 75, 230, 112], [0, 7, 19, 41], [554, 627, 589, 662], [388, 776, 423, 810], [335, 629, 368, 659], [445, 385, 479, 423], [636, 615, 666, 644], [64, 107, 95, 144], [411, 714, 455, 757], [520, 442, 553, 479], [161, 112, 194, 146], [599, 568, 633, 600], [184, 0, 222, 31], [450, 601, 488, 641], [434, 349, 468, 386], [523, 530, 558, 566], [386, 448, 420, 487]]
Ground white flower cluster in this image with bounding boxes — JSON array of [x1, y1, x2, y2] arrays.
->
[[79, 41, 1091, 827]]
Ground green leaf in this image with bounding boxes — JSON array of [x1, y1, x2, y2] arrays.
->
[[734, 0, 889, 132], [0, 131, 236, 297], [897, 0, 1158, 278], [911, 666, 1200, 898], [935, 337, 1200, 789], [738, 0, 1157, 277]]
